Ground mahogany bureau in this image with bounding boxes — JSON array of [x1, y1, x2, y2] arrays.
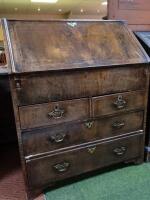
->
[[1, 19, 149, 199]]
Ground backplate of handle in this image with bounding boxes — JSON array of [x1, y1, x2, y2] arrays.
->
[[112, 121, 125, 129], [113, 95, 127, 109], [113, 146, 127, 156], [53, 161, 70, 172], [48, 105, 65, 119], [49, 132, 67, 143]]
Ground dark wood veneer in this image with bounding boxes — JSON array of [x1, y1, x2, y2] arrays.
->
[[19, 98, 90, 130], [26, 133, 143, 190], [22, 111, 144, 157], [14, 66, 147, 106]]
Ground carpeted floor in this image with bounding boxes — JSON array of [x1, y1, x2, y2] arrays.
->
[[45, 163, 150, 200], [2, 143, 150, 200], [0, 143, 44, 200]]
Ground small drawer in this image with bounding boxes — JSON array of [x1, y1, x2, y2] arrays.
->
[[19, 98, 89, 130], [23, 111, 143, 157], [92, 90, 146, 117], [26, 133, 143, 189]]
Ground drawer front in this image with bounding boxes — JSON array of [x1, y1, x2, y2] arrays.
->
[[26, 133, 143, 189], [14, 66, 147, 105], [92, 90, 146, 117], [19, 98, 89, 130], [23, 111, 143, 157]]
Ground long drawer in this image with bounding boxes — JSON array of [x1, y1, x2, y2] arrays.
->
[[14, 66, 147, 105], [26, 133, 143, 189], [19, 98, 89, 130], [23, 111, 143, 157]]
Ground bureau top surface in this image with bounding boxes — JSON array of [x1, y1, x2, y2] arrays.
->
[[1, 19, 149, 74]]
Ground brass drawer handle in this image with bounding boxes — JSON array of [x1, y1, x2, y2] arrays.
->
[[113, 146, 127, 156], [85, 121, 94, 129], [48, 105, 65, 119], [88, 146, 96, 154], [113, 95, 127, 109], [112, 121, 125, 129], [53, 162, 70, 173], [49, 133, 67, 143]]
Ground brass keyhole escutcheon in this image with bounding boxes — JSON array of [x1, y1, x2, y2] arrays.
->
[[85, 121, 94, 129], [88, 146, 96, 154], [15, 78, 22, 90]]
